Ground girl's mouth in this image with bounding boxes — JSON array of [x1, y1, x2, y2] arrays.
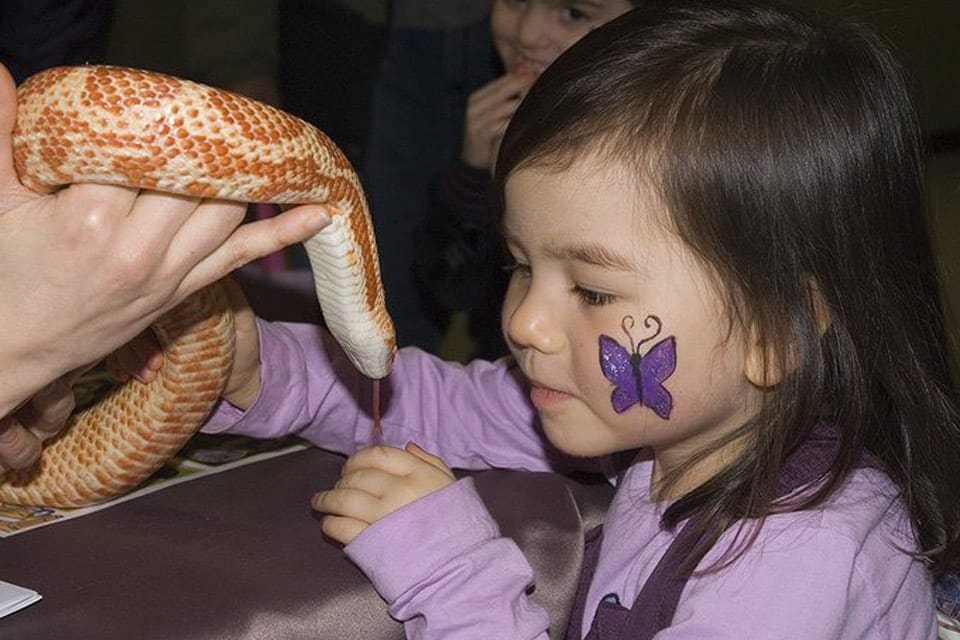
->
[[529, 384, 571, 408], [510, 55, 545, 80]]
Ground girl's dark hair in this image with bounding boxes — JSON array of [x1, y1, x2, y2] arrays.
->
[[495, 0, 960, 574]]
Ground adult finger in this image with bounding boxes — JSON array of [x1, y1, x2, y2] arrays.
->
[[117, 190, 207, 258], [21, 377, 75, 441], [169, 203, 331, 299], [0, 62, 57, 204], [0, 62, 23, 194], [0, 416, 41, 472], [154, 197, 246, 272]]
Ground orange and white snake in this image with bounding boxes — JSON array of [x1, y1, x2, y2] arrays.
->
[[0, 65, 396, 507]]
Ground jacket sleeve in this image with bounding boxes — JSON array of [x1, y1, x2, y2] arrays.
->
[[202, 318, 573, 473], [346, 477, 552, 640]]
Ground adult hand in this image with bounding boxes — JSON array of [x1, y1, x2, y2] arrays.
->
[[312, 443, 456, 545], [0, 62, 331, 418], [0, 373, 77, 472], [460, 73, 533, 171]]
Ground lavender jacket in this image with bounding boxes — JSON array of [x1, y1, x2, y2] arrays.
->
[[204, 320, 936, 639]]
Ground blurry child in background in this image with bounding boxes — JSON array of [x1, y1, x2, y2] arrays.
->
[[360, 1, 496, 353], [411, 0, 639, 360]]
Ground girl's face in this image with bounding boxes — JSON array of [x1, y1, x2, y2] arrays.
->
[[490, 0, 635, 79], [501, 157, 762, 476]]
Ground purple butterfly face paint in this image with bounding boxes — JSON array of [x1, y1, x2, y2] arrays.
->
[[599, 315, 677, 419]]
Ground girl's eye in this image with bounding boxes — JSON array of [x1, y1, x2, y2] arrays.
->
[[561, 5, 590, 22], [503, 261, 532, 279], [573, 285, 616, 307]]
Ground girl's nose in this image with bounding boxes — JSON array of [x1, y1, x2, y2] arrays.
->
[[515, 6, 551, 50], [504, 282, 564, 354]]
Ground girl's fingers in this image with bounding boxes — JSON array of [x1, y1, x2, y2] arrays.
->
[[314, 446, 457, 545], [104, 349, 132, 382], [320, 515, 368, 545], [132, 333, 163, 382], [465, 76, 531, 138], [470, 74, 532, 106], [218, 277, 262, 410], [405, 442, 456, 480], [222, 276, 254, 314], [336, 466, 403, 496], [468, 88, 525, 126], [340, 444, 421, 478], [105, 331, 162, 383], [312, 486, 381, 523], [471, 99, 523, 136]]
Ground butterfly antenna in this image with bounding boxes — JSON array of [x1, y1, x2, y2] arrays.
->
[[637, 315, 663, 351], [621, 315, 638, 353]]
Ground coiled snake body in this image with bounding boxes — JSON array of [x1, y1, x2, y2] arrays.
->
[[0, 65, 396, 507]]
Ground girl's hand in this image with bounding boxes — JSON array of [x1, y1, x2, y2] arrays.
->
[[312, 443, 456, 545], [105, 278, 263, 411], [461, 74, 533, 171], [104, 330, 164, 386], [217, 278, 261, 410]]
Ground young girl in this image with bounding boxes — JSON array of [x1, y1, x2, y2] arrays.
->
[[129, 0, 958, 636]]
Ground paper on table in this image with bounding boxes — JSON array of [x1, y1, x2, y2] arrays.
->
[[0, 435, 308, 538], [0, 580, 41, 617]]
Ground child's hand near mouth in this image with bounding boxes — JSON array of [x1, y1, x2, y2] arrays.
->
[[461, 73, 534, 171]]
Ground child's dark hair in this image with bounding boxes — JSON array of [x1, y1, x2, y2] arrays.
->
[[495, 0, 960, 574]]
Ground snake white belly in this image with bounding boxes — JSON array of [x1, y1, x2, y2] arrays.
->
[[0, 65, 396, 508]]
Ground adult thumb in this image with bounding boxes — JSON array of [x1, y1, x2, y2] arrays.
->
[[0, 63, 18, 190]]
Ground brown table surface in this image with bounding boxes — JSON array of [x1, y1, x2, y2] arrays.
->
[[0, 447, 612, 639]]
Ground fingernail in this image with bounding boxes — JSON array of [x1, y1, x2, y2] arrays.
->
[[307, 209, 331, 230]]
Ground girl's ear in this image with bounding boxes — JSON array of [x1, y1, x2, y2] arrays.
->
[[806, 278, 833, 337], [743, 278, 832, 388], [744, 326, 785, 389]]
